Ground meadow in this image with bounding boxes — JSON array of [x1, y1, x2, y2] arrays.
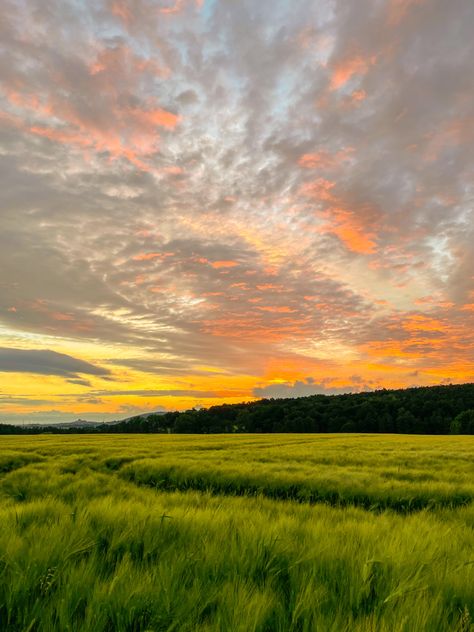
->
[[0, 434, 473, 631]]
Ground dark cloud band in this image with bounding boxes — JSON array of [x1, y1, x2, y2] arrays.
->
[[0, 348, 110, 377]]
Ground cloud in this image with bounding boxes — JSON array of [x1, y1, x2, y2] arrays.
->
[[329, 55, 377, 91], [0, 348, 110, 377], [116, 403, 168, 416], [0, 396, 54, 407], [0, 0, 473, 420], [253, 378, 370, 399], [66, 378, 93, 387], [91, 389, 248, 398]]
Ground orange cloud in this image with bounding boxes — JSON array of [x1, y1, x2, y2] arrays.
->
[[133, 253, 162, 261], [2, 45, 179, 172], [29, 125, 93, 150], [26, 103, 177, 170], [320, 207, 377, 255], [133, 251, 175, 262], [109, 0, 133, 25], [256, 283, 282, 291], [422, 117, 472, 162], [300, 178, 337, 201], [330, 55, 376, 90], [359, 305, 474, 382], [298, 148, 353, 170], [414, 295, 436, 305], [403, 315, 445, 333], [301, 178, 378, 254], [211, 260, 239, 269], [299, 152, 333, 169], [159, 0, 184, 13], [201, 318, 308, 343], [159, 0, 202, 14], [4, 90, 53, 117], [24, 300, 95, 334], [89, 45, 170, 79], [130, 107, 180, 130], [257, 306, 297, 313], [387, 0, 426, 26], [163, 166, 183, 175], [351, 89, 367, 103], [51, 312, 75, 322]]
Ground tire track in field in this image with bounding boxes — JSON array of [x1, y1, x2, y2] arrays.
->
[[117, 463, 473, 515]]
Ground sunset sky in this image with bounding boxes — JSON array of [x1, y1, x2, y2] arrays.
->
[[0, 0, 473, 423]]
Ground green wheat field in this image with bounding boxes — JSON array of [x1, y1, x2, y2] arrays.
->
[[0, 434, 473, 631]]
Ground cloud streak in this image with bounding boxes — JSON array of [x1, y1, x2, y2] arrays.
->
[[0, 348, 110, 378]]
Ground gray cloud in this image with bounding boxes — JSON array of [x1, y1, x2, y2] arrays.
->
[[0, 396, 54, 407], [253, 377, 372, 399], [90, 389, 247, 398], [0, 348, 110, 377], [66, 378, 93, 387]]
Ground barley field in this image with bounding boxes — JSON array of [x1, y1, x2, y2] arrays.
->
[[0, 434, 473, 631]]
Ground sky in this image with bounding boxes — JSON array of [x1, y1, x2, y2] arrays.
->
[[0, 0, 473, 424]]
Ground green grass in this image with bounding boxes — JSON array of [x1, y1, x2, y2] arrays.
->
[[0, 434, 473, 631]]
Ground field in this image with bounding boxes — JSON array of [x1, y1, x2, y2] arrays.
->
[[0, 434, 473, 631]]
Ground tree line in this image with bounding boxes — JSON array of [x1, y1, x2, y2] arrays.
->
[[1, 383, 474, 435]]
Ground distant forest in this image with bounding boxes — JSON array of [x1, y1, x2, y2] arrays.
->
[[2, 383, 474, 435]]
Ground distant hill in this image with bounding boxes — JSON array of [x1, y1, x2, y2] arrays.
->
[[1, 412, 166, 431], [1, 384, 473, 435], [18, 418, 105, 430], [51, 419, 103, 429], [116, 411, 167, 424]]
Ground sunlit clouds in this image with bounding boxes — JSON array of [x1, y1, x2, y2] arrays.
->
[[0, 0, 473, 422]]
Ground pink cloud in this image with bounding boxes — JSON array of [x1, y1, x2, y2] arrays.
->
[[159, 0, 203, 14], [1, 44, 179, 171], [211, 260, 240, 269], [257, 306, 297, 314], [351, 89, 367, 103], [109, 0, 133, 25], [298, 148, 354, 170], [422, 117, 473, 162], [162, 166, 184, 175], [133, 252, 175, 261], [387, 0, 426, 26], [330, 55, 376, 91]]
